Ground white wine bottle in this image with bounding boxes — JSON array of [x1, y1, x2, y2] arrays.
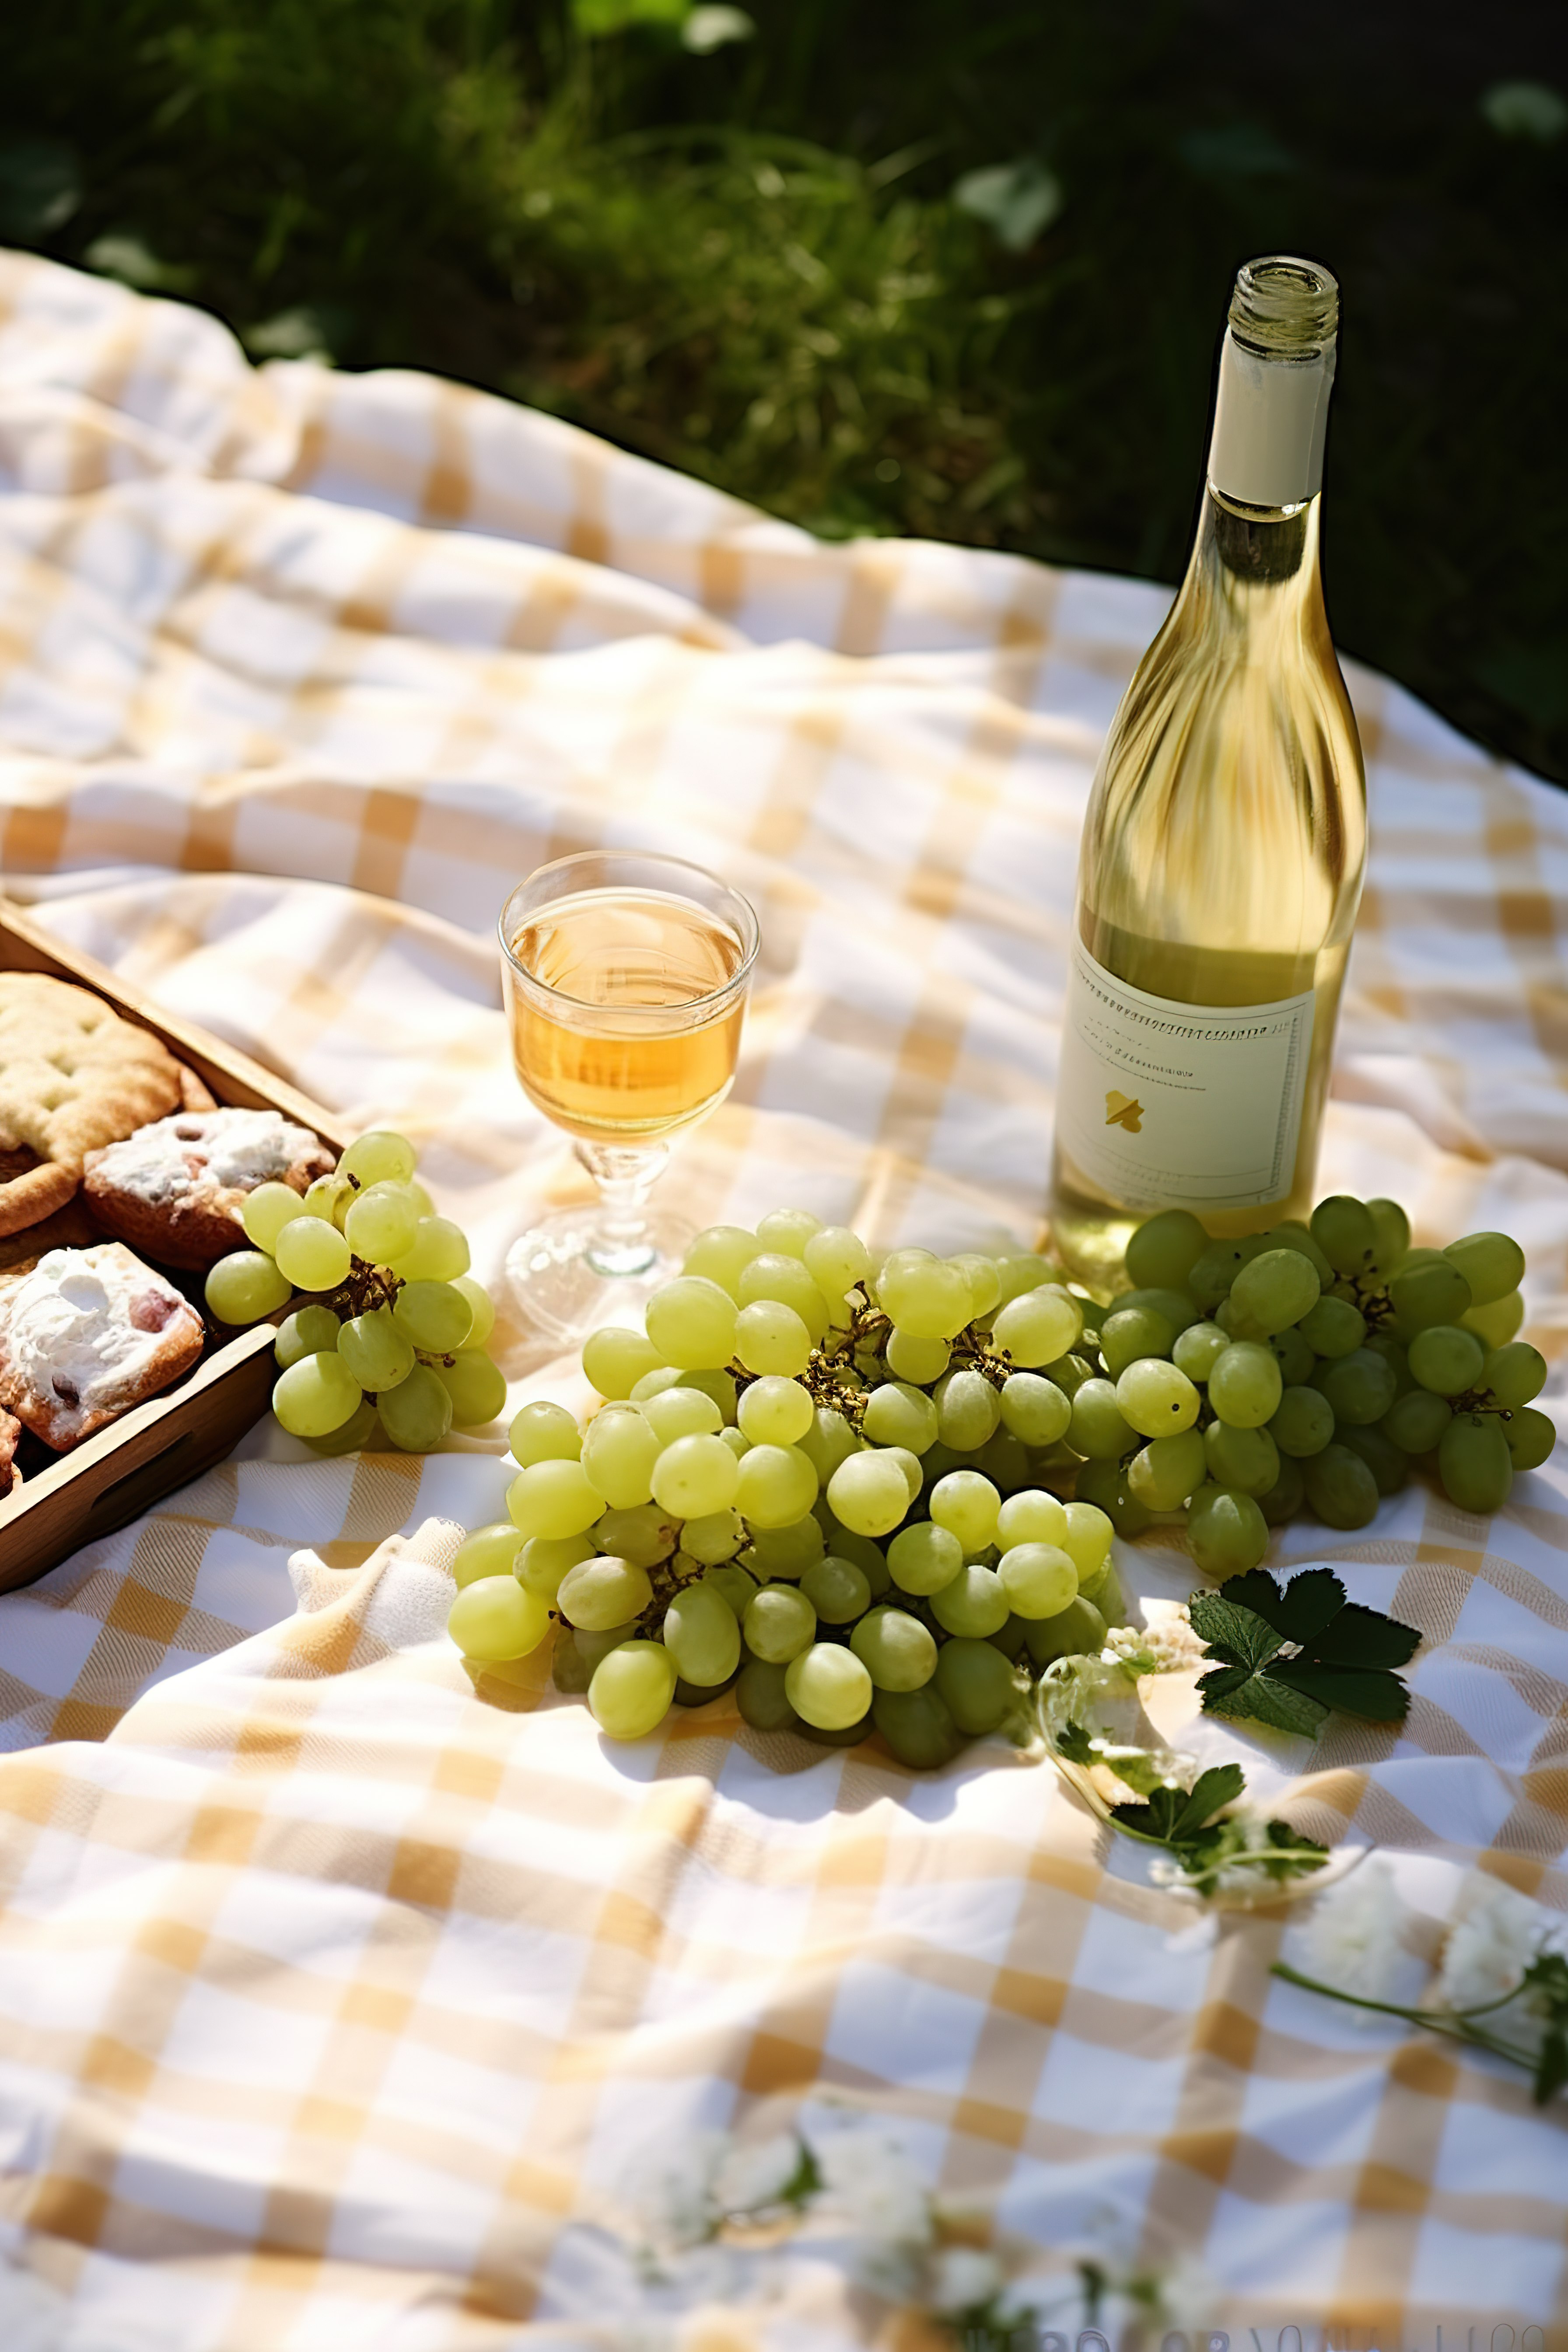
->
[[1049, 255, 1365, 1292]]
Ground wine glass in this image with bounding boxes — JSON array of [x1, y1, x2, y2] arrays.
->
[[498, 849, 759, 1343]]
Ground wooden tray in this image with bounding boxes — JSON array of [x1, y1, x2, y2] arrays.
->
[[0, 900, 353, 1594]]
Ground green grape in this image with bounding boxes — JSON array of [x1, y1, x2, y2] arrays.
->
[[1269, 1385, 1336, 1459], [871, 1683, 960, 1767], [1438, 1413, 1514, 1515], [275, 1303, 342, 1370], [931, 1564, 1010, 1638], [341, 1184, 418, 1266], [1270, 1325, 1317, 1386], [629, 1365, 689, 1404], [804, 1224, 873, 1298], [682, 1224, 760, 1299], [737, 1442, 820, 1529], [1071, 1458, 1152, 1538], [785, 1643, 872, 1731], [738, 1253, 832, 1341], [1302, 1443, 1380, 1531], [517, 1532, 595, 1599], [1380, 1388, 1451, 1454], [558, 1554, 654, 1631], [886, 1327, 951, 1383], [887, 1520, 963, 1595], [1117, 1286, 1203, 1334], [1334, 1423, 1410, 1496], [451, 1276, 495, 1351], [1214, 1295, 1266, 1343], [1257, 1455, 1306, 1525], [1364, 1330, 1412, 1395], [436, 1357, 502, 1442], [663, 1582, 742, 1687], [1075, 1551, 1124, 1622], [206, 1250, 293, 1325], [1390, 1256, 1472, 1332], [735, 1656, 801, 1732], [997, 1542, 1077, 1619], [1231, 1247, 1322, 1336], [509, 1400, 581, 1466], [1365, 1197, 1411, 1270], [1318, 1348, 1398, 1427], [1124, 1208, 1208, 1291], [273, 1351, 364, 1438], [973, 1427, 1032, 1492], [1116, 1358, 1200, 1438], [996, 1372, 1071, 1447], [646, 1275, 739, 1371], [1186, 1484, 1270, 1578], [1207, 1343, 1283, 1430], [378, 1363, 454, 1452], [1310, 1195, 1378, 1278], [298, 1396, 377, 1457], [1462, 1291, 1525, 1350], [1443, 1231, 1526, 1309], [734, 1298, 813, 1377], [507, 1456, 602, 1536], [991, 1285, 1083, 1368], [581, 1325, 665, 1400], [825, 1450, 909, 1536], [745, 1516, 826, 1578], [861, 1381, 940, 1453], [1040, 1350, 1095, 1399], [798, 1404, 861, 1483], [1021, 1596, 1106, 1667], [580, 1405, 659, 1508], [951, 1252, 1002, 1320], [1126, 1427, 1207, 1510], [932, 1638, 1017, 1736], [1262, 1221, 1336, 1287], [816, 1526, 890, 1596], [1407, 1324, 1485, 1398], [934, 1367, 1002, 1450], [1187, 1236, 1267, 1310], [302, 1172, 356, 1227], [1204, 1420, 1279, 1498], [391, 1216, 470, 1284], [676, 1367, 738, 1421], [801, 1555, 872, 1624], [1480, 1341, 1547, 1410], [721, 1427, 751, 1462], [642, 1386, 724, 1446], [705, 1561, 760, 1620], [1061, 1499, 1113, 1580], [272, 1215, 350, 1292], [337, 1308, 415, 1393], [995, 1487, 1069, 1549], [452, 1522, 523, 1588], [448, 1577, 550, 1663], [594, 1503, 679, 1567], [735, 1376, 813, 1448], [574, 1621, 641, 1672], [242, 1180, 310, 1254], [1505, 1408, 1556, 1472], [338, 1130, 416, 1188], [1098, 1308, 1174, 1380], [550, 1632, 592, 1695], [874, 1248, 972, 1341], [393, 1281, 474, 1354], [850, 1606, 937, 1691], [928, 1468, 1001, 1550], [994, 1252, 1054, 1303], [682, 1508, 746, 1565], [752, 1208, 819, 1259], [589, 1641, 676, 1739], [988, 1613, 1029, 1662], [651, 1432, 741, 1518], [1068, 1378, 1138, 1460], [1171, 1321, 1229, 1382]]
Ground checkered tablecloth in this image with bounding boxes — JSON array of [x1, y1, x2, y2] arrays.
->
[[1, 249, 1567, 2346]]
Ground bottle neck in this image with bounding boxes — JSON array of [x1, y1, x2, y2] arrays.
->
[[1207, 324, 1335, 510]]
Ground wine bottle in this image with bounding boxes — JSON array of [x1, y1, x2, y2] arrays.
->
[[1049, 255, 1366, 1292]]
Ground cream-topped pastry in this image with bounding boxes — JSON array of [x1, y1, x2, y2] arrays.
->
[[0, 1242, 205, 1451], [83, 1108, 335, 1268]]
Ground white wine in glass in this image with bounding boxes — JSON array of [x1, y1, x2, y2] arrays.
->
[[500, 851, 758, 1339]]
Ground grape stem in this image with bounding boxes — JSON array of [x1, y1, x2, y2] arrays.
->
[[309, 1256, 460, 1371], [725, 1287, 1016, 1429]]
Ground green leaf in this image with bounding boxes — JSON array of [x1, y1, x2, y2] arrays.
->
[[1055, 1720, 1094, 1765], [1534, 2027, 1568, 2107], [1298, 1601, 1421, 1670], [1191, 1572, 1420, 1736], [1274, 1662, 1410, 1723], [1188, 1590, 1285, 1675], [1199, 1664, 1329, 1738], [1168, 1761, 1247, 1841]]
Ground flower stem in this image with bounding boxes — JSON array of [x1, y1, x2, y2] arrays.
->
[[1270, 1961, 1538, 2072]]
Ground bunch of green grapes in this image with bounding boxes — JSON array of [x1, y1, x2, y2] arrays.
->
[[1066, 1198, 1553, 1572], [203, 1129, 505, 1454], [446, 1210, 1123, 1767]]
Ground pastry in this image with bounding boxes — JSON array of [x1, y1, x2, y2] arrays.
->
[[83, 1107, 336, 1270], [0, 975, 184, 1237], [0, 1242, 205, 1451], [0, 1404, 18, 1498]]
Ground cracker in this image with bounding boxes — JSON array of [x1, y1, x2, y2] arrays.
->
[[0, 975, 183, 1238]]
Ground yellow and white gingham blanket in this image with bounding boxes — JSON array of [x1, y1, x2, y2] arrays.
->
[[1, 250, 1567, 2344]]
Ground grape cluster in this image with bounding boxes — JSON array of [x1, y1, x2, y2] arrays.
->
[[203, 1129, 505, 1453]]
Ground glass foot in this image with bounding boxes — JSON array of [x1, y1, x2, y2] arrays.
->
[[504, 1203, 696, 1350]]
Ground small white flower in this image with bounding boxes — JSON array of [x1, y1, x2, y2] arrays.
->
[[929, 2246, 1004, 2314], [814, 2127, 930, 2246], [1438, 1877, 1555, 2014], [1104, 1606, 1204, 1675], [712, 2133, 803, 2216], [631, 2129, 727, 2251], [1291, 1859, 1407, 2006]]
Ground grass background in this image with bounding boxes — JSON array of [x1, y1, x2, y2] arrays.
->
[[2, 0, 1565, 781]]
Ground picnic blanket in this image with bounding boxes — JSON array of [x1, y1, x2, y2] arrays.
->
[[0, 248, 1566, 2345]]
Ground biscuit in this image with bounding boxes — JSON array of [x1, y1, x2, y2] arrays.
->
[[84, 1108, 336, 1270], [0, 1242, 205, 1451], [0, 976, 184, 1238]]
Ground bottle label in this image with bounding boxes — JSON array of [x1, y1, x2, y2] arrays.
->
[[1056, 938, 1316, 1212]]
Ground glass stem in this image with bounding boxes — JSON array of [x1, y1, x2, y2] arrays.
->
[[576, 1141, 670, 1278]]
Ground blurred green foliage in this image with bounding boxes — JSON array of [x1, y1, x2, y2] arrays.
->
[[2, 0, 1565, 779]]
